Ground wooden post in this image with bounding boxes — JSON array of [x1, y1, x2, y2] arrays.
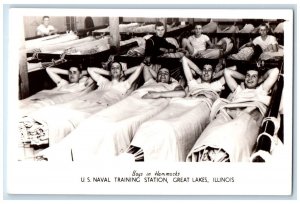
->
[[19, 18, 29, 99], [188, 18, 194, 25], [109, 17, 120, 54], [159, 18, 168, 33]]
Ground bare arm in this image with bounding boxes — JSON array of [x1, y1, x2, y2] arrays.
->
[[143, 65, 154, 82], [214, 65, 237, 85], [213, 65, 237, 79], [49, 27, 58, 35], [260, 67, 279, 92], [124, 65, 138, 76], [46, 67, 68, 85], [125, 64, 144, 86], [142, 85, 186, 99], [206, 39, 214, 48], [87, 67, 110, 84], [268, 44, 279, 52], [181, 56, 202, 82], [239, 41, 254, 50], [224, 68, 245, 92], [81, 70, 88, 76]]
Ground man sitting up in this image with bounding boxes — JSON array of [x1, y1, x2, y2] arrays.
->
[[144, 22, 177, 60], [181, 24, 214, 57], [36, 16, 57, 36], [238, 23, 283, 61]]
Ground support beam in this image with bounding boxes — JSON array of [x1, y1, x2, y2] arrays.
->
[[188, 18, 194, 25], [109, 17, 120, 54], [19, 18, 29, 99], [159, 18, 168, 33]]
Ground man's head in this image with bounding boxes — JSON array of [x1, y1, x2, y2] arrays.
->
[[258, 24, 269, 37], [157, 67, 170, 83], [42, 16, 50, 27], [201, 64, 214, 83], [68, 67, 81, 83], [194, 24, 203, 37], [244, 67, 260, 89], [110, 62, 123, 80], [155, 22, 165, 38]]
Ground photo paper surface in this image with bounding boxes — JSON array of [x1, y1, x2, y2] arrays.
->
[[5, 8, 293, 196]]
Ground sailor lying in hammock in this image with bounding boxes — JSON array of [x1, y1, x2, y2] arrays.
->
[[36, 61, 186, 161], [187, 66, 279, 162], [19, 66, 95, 116], [19, 61, 143, 148], [125, 56, 237, 161]]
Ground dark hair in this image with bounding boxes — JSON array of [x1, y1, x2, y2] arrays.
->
[[84, 16, 95, 29], [109, 61, 123, 71], [203, 64, 214, 71], [158, 67, 170, 73], [193, 23, 202, 28], [155, 21, 165, 29], [246, 66, 261, 76], [68, 66, 82, 73], [43, 16, 50, 20], [259, 23, 269, 30]]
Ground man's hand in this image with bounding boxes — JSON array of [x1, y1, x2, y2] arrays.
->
[[159, 48, 168, 53], [143, 56, 151, 66], [142, 91, 161, 99]]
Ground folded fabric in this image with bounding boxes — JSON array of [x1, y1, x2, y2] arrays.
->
[[228, 47, 254, 61], [19, 116, 49, 146], [274, 22, 284, 33], [130, 97, 214, 161], [259, 45, 284, 61], [187, 110, 263, 162], [202, 21, 218, 33], [26, 33, 79, 53], [217, 25, 239, 33], [239, 24, 255, 33]]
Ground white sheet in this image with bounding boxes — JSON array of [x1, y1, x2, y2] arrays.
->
[[38, 80, 180, 161], [26, 33, 79, 53], [19, 81, 95, 116], [186, 96, 269, 162], [187, 111, 263, 162], [130, 97, 212, 161], [20, 85, 128, 146]]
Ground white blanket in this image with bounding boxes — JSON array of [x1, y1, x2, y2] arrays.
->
[[26, 33, 79, 53], [19, 82, 95, 116], [38, 81, 179, 161], [20, 87, 127, 146], [130, 97, 213, 161], [259, 45, 284, 61], [187, 97, 268, 162]]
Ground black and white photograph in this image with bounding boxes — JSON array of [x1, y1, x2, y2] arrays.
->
[[4, 7, 294, 196]]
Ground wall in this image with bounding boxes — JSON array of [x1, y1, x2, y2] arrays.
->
[[76, 16, 108, 30], [23, 16, 67, 38], [23, 16, 109, 38], [122, 17, 159, 23]]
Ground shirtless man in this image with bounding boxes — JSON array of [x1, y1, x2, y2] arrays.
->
[[186, 66, 279, 162], [181, 56, 237, 96], [46, 66, 93, 93]]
